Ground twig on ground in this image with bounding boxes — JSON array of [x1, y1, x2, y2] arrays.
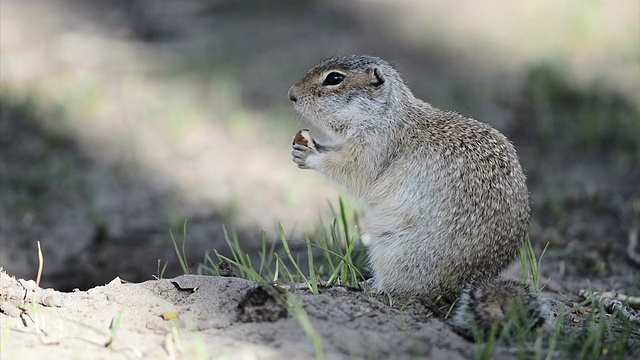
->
[[602, 298, 640, 324], [578, 289, 640, 323], [578, 290, 640, 308]]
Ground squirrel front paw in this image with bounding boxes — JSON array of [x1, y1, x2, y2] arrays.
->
[[292, 129, 320, 169], [292, 144, 319, 169]]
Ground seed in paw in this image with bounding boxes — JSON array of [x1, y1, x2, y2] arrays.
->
[[294, 129, 316, 149]]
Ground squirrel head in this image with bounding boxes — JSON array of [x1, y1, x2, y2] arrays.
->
[[288, 55, 410, 139]]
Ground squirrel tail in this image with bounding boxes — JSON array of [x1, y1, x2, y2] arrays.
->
[[447, 278, 552, 340]]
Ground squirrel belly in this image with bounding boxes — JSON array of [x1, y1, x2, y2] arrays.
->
[[289, 55, 547, 338]]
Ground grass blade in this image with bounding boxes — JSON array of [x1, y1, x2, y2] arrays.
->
[[170, 221, 189, 275], [279, 224, 315, 293]]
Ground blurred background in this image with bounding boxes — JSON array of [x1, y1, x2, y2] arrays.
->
[[1, 0, 638, 292]]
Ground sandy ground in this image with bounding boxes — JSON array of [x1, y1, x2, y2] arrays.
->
[[2, 268, 638, 359], [0, 270, 489, 359], [0, 270, 586, 360]]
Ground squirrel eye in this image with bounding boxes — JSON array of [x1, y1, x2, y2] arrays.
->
[[322, 72, 345, 86]]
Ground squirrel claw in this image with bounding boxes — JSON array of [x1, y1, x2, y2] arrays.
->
[[292, 144, 317, 169]]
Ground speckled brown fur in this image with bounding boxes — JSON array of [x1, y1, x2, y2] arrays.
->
[[289, 55, 546, 337]]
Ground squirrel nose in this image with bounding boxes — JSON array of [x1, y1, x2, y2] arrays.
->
[[287, 86, 298, 102]]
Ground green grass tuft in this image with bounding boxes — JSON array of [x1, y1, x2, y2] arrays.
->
[[520, 235, 549, 293], [190, 198, 367, 289]]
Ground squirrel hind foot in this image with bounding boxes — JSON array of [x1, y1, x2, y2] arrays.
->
[[448, 279, 551, 341]]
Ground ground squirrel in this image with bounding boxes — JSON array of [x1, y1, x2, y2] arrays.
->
[[288, 55, 548, 337]]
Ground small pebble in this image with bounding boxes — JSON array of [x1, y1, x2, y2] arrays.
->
[[39, 292, 64, 307], [576, 308, 586, 315], [0, 301, 23, 318]]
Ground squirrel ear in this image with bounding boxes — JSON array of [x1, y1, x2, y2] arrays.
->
[[368, 67, 386, 87]]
